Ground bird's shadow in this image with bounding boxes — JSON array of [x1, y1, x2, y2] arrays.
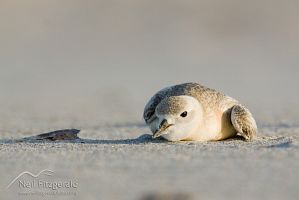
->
[[72, 134, 166, 145]]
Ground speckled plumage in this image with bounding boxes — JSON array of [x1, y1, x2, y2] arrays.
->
[[143, 82, 257, 141], [144, 83, 236, 122]]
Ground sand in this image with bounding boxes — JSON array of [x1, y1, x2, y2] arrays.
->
[[0, 122, 299, 200]]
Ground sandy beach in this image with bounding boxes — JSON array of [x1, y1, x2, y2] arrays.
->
[[1, 122, 299, 200]]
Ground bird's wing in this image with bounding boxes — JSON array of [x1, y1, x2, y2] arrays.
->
[[143, 87, 170, 124], [231, 104, 257, 141]]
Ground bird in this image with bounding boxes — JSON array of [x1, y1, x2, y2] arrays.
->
[[143, 82, 257, 142]]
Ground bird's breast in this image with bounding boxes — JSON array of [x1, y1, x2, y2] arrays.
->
[[191, 110, 236, 141]]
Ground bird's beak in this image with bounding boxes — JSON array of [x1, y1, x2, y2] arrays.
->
[[153, 119, 173, 138]]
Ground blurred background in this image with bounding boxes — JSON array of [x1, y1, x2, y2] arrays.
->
[[1, 0, 299, 130]]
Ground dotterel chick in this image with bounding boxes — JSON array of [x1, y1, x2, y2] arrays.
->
[[143, 83, 257, 142]]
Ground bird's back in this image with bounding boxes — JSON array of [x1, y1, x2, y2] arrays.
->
[[144, 82, 238, 123]]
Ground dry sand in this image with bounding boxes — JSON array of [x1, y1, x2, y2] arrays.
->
[[0, 121, 299, 200]]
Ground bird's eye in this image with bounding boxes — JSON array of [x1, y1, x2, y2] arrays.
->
[[180, 111, 188, 118]]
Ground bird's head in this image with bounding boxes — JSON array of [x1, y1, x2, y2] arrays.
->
[[153, 95, 203, 141]]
